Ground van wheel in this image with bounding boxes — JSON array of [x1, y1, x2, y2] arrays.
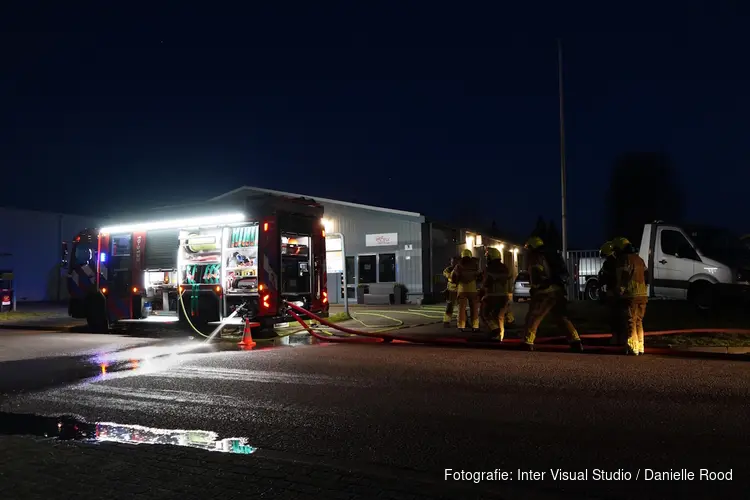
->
[[688, 281, 714, 310], [585, 279, 600, 301]]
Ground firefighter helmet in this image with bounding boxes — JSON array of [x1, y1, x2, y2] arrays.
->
[[486, 247, 502, 261], [600, 241, 614, 257], [461, 248, 473, 258], [612, 237, 631, 250], [525, 236, 544, 249]]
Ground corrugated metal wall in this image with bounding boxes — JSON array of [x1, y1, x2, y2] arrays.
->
[[0, 208, 104, 302], [320, 204, 425, 299]]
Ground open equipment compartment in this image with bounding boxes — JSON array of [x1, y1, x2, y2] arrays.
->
[[221, 222, 260, 318], [281, 233, 312, 295]]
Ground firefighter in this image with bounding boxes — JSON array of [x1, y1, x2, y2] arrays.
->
[[451, 248, 481, 332], [613, 236, 648, 355], [442, 256, 459, 327], [520, 236, 583, 352], [597, 241, 621, 345], [481, 247, 511, 341]]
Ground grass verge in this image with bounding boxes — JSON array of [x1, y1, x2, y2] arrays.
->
[[508, 300, 750, 347], [327, 312, 352, 323], [0, 311, 54, 322], [647, 333, 750, 348]]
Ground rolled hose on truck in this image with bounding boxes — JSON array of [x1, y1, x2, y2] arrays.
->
[[282, 301, 750, 356]]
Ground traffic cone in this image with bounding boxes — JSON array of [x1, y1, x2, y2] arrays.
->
[[238, 318, 257, 349]]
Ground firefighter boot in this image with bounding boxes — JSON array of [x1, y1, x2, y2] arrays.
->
[[489, 328, 503, 342]]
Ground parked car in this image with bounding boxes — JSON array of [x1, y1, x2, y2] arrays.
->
[[513, 271, 531, 301]]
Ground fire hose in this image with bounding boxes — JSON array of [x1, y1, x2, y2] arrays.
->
[[282, 300, 750, 355]]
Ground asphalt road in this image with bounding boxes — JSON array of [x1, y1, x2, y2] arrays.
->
[[1, 328, 748, 499]]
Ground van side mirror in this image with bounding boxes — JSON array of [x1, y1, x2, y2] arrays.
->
[[61, 242, 69, 267]]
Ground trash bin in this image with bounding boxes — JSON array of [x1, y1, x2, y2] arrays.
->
[[0, 270, 14, 312], [356, 284, 367, 304]]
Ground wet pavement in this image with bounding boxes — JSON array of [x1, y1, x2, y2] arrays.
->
[[0, 327, 748, 499]]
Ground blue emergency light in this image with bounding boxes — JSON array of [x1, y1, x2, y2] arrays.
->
[[100, 252, 107, 263]]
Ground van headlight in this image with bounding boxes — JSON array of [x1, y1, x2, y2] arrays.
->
[[737, 270, 749, 285]]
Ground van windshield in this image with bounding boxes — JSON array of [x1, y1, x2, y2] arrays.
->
[[684, 225, 748, 260]]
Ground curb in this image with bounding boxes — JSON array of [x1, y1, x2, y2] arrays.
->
[[0, 323, 83, 332], [660, 345, 750, 354]]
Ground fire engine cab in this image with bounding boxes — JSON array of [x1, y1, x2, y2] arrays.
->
[[64, 194, 329, 332]]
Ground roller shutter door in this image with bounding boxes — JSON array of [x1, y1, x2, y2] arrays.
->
[[144, 229, 179, 270]]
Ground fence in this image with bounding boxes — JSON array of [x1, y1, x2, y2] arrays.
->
[[564, 249, 603, 301]]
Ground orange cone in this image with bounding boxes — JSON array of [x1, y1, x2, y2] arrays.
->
[[238, 318, 258, 348]]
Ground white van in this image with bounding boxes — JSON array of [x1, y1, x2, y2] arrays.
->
[[638, 221, 750, 309]]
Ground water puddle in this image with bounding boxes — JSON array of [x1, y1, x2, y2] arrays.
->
[[0, 412, 257, 454]]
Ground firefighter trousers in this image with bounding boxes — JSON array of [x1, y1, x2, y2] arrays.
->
[[457, 291, 480, 330], [443, 290, 457, 324], [505, 294, 515, 324], [603, 296, 622, 345], [481, 295, 509, 340], [622, 298, 647, 354], [522, 289, 580, 345]]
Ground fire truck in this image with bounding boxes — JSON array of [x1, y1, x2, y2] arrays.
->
[[63, 194, 329, 331]]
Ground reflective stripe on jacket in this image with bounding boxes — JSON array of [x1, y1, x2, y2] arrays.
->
[[482, 260, 511, 296], [527, 251, 564, 295], [443, 266, 457, 291], [452, 256, 480, 293], [616, 253, 648, 299]]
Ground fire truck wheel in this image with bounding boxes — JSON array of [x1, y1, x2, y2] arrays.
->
[[85, 295, 109, 333]]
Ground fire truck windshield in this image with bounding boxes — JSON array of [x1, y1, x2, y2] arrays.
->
[[72, 240, 94, 270]]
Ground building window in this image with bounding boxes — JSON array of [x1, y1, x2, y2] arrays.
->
[[358, 255, 377, 283], [378, 253, 396, 282]]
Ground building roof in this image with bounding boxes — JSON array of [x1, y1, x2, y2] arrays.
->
[[209, 186, 424, 219]]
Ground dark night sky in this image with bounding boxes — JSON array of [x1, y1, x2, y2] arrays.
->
[[3, 3, 749, 247]]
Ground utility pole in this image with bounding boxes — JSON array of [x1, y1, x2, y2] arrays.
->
[[557, 38, 568, 263], [330, 232, 348, 317]]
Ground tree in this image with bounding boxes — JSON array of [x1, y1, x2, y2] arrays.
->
[[546, 220, 562, 251], [605, 152, 684, 244], [531, 216, 547, 240]]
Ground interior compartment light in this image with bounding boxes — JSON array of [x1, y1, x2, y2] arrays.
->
[[100, 213, 246, 234], [475, 235, 482, 246]]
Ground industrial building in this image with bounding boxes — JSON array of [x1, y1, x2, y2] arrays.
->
[[211, 187, 525, 305], [1, 186, 525, 305], [0, 207, 102, 302]]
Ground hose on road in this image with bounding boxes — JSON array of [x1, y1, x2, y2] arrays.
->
[[283, 300, 750, 354]]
